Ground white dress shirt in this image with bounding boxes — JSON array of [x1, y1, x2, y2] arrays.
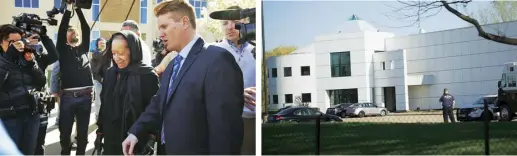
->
[[215, 39, 256, 119]]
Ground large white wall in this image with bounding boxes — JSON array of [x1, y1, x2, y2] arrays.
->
[[386, 21, 517, 109], [372, 49, 409, 111], [268, 53, 317, 110]]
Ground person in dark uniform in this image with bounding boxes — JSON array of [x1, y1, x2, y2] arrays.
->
[[439, 88, 456, 123]]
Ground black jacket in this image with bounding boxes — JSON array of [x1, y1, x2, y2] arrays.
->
[[0, 46, 47, 110], [0, 33, 58, 112], [97, 31, 159, 155], [56, 8, 93, 89]]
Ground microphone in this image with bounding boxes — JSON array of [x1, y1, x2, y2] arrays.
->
[[209, 8, 255, 20]]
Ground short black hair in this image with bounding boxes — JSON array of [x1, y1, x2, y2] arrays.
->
[[0, 24, 23, 41]]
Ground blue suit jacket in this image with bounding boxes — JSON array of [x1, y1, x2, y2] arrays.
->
[[129, 38, 245, 155]]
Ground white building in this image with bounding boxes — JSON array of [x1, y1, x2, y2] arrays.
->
[[268, 15, 517, 112]]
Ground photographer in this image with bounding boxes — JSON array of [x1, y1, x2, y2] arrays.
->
[[0, 23, 58, 155], [214, 5, 256, 155], [55, 5, 92, 155]]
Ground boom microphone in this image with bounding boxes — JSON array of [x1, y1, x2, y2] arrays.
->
[[209, 8, 255, 20]]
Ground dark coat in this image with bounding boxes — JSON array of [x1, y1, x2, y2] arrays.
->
[[128, 37, 245, 155], [0, 44, 47, 111], [97, 30, 159, 155]]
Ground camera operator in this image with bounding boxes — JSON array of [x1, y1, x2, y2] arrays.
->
[[55, 5, 93, 155], [214, 5, 256, 155], [0, 23, 58, 155]]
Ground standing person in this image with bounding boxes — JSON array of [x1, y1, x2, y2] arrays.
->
[[0, 24, 58, 155], [95, 30, 159, 155], [90, 38, 107, 119], [120, 20, 153, 66], [439, 88, 456, 123], [214, 5, 256, 155], [122, 0, 244, 155], [55, 5, 93, 155]]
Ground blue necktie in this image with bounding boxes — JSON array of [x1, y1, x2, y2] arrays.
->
[[161, 55, 184, 144]]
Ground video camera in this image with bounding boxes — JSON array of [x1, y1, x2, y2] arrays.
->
[[152, 38, 165, 53], [209, 7, 256, 46], [12, 13, 57, 40], [28, 89, 56, 114]]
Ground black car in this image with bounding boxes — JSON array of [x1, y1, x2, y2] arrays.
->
[[457, 95, 499, 122], [326, 103, 353, 118], [268, 107, 343, 123]]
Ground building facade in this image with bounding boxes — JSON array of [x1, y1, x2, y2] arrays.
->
[[0, 0, 214, 55], [268, 15, 517, 112]]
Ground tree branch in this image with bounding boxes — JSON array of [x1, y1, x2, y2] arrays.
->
[[440, 0, 517, 45]]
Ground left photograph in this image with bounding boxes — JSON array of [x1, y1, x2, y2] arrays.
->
[[0, 0, 257, 155]]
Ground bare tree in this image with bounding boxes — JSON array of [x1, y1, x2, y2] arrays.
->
[[392, 0, 517, 45], [295, 96, 310, 107]]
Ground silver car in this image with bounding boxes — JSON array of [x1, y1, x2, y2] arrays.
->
[[345, 103, 389, 117]]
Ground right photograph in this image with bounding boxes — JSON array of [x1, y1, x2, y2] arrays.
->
[[262, 1, 517, 155]]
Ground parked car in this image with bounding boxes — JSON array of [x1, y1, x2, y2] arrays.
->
[[268, 107, 343, 123], [326, 103, 354, 118], [278, 105, 293, 112], [345, 103, 388, 118], [456, 95, 499, 122]]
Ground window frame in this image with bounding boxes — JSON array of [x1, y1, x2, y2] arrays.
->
[[271, 68, 277, 78], [330, 52, 351, 77], [15, 0, 39, 8], [272, 95, 278, 104], [284, 67, 292, 77], [301, 93, 311, 103], [301, 66, 310, 76], [140, 0, 148, 24], [92, 0, 100, 21], [285, 94, 293, 103]]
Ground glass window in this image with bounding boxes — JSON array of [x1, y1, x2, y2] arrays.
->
[[307, 108, 319, 115], [502, 74, 507, 87], [31, 0, 39, 8], [92, 0, 100, 21], [328, 89, 358, 105], [302, 93, 311, 103], [23, 0, 30, 7], [284, 67, 292, 77], [141, 0, 147, 7], [285, 94, 293, 103], [301, 66, 310, 76], [294, 109, 304, 116], [16, 0, 39, 8], [140, 0, 148, 24], [15, 0, 22, 7], [330, 52, 351, 77], [272, 95, 278, 104], [140, 7, 148, 24], [54, 0, 60, 8], [271, 68, 277, 78]]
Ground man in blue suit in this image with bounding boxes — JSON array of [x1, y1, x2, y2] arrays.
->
[[122, 0, 244, 155]]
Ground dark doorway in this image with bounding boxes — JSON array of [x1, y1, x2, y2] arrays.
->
[[383, 87, 396, 112]]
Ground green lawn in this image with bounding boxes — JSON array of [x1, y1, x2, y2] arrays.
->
[[263, 122, 517, 155]]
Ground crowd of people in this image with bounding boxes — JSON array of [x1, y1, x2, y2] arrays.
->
[[0, 0, 256, 155]]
